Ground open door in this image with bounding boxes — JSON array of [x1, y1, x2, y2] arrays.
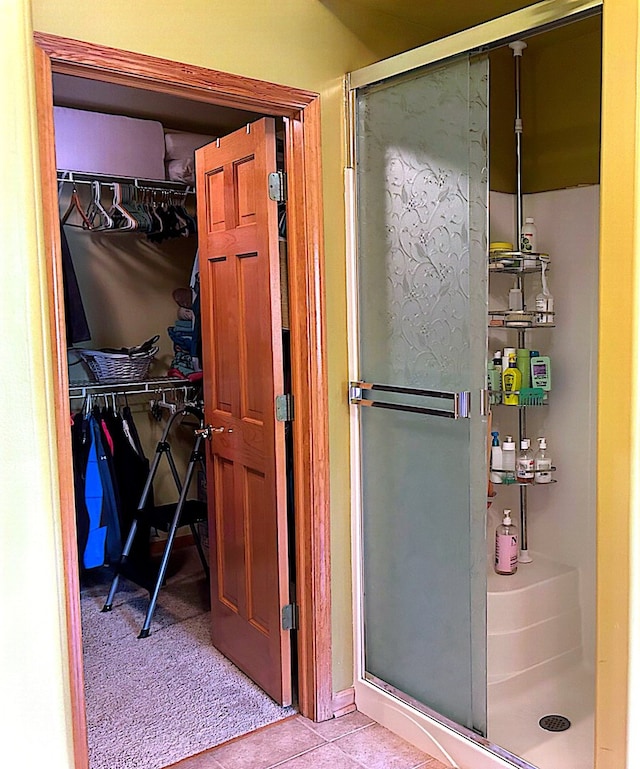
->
[[195, 118, 291, 705]]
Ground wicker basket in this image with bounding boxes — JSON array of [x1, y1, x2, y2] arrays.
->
[[79, 347, 158, 383]]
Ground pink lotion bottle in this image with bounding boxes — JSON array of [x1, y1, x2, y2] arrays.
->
[[495, 509, 518, 575]]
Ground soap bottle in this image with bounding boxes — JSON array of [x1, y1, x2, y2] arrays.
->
[[521, 216, 537, 252], [502, 436, 516, 483], [490, 432, 503, 484], [492, 350, 503, 404], [495, 509, 518, 575], [535, 437, 553, 483], [535, 258, 554, 325], [516, 438, 535, 483], [502, 353, 521, 405], [516, 348, 531, 390], [488, 352, 502, 404], [502, 347, 516, 374], [508, 278, 524, 311]]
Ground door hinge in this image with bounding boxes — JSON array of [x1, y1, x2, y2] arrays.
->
[[268, 170, 287, 202], [275, 393, 293, 422], [281, 603, 298, 631]]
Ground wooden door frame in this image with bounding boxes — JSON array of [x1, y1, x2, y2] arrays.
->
[[33, 32, 332, 769]]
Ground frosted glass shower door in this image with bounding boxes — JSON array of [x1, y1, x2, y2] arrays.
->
[[353, 54, 489, 735]]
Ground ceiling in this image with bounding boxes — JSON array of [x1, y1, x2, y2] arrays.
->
[[319, 0, 542, 58]]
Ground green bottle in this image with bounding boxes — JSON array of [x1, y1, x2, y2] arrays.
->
[[516, 348, 531, 389]]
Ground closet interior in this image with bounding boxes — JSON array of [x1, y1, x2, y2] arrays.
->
[[55, 73, 296, 769]]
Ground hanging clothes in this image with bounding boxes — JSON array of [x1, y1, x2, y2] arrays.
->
[[71, 410, 121, 570], [60, 225, 91, 345], [102, 407, 154, 574], [71, 404, 153, 571]]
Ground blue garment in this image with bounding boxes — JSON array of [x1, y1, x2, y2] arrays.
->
[[82, 415, 122, 568], [168, 326, 194, 352], [83, 421, 106, 569]]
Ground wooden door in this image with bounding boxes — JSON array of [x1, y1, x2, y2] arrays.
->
[[195, 118, 291, 705]]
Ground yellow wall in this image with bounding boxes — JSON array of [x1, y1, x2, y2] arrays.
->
[[1, 1, 74, 767], [5, 0, 640, 767], [597, 2, 638, 766]]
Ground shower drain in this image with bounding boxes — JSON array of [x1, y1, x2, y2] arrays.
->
[[539, 714, 571, 732]]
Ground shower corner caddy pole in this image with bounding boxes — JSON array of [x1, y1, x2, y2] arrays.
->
[[509, 39, 533, 565]]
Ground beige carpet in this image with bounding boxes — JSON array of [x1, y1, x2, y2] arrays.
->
[[80, 550, 295, 769]]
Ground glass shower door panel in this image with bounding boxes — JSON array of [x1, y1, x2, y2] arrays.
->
[[356, 54, 488, 734]]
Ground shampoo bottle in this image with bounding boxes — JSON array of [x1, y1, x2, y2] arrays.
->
[[492, 350, 503, 404], [490, 432, 503, 484], [516, 348, 531, 389], [502, 436, 516, 483], [488, 352, 502, 404], [535, 437, 553, 483], [516, 438, 535, 483], [502, 353, 521, 405], [521, 216, 537, 254], [508, 278, 524, 311], [535, 259, 554, 325], [495, 509, 518, 575]]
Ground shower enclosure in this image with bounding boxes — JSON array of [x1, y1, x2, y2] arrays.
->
[[347, 2, 599, 768]]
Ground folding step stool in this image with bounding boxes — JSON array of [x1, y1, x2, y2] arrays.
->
[[102, 404, 210, 637]]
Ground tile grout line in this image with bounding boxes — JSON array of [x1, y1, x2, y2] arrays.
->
[[265, 720, 376, 768], [303, 721, 376, 743]]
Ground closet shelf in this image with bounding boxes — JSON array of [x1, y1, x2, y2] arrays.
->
[[57, 169, 195, 194], [68, 377, 195, 400]]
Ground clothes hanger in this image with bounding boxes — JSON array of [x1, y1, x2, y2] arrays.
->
[[85, 181, 114, 230], [109, 182, 137, 230], [61, 183, 94, 229]]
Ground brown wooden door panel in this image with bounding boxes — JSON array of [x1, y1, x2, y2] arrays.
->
[[196, 117, 291, 705]]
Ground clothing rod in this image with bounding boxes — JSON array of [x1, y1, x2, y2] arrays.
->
[[57, 169, 195, 194], [68, 377, 195, 400]]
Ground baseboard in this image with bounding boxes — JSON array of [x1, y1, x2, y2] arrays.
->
[[332, 687, 356, 717]]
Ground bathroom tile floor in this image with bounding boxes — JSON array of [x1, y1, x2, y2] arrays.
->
[[167, 710, 447, 769]]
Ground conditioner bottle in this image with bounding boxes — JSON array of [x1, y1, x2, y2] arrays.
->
[[516, 438, 535, 484], [535, 437, 553, 483], [495, 509, 518, 575]]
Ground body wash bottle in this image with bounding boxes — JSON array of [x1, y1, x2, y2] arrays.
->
[[495, 509, 518, 575], [516, 438, 535, 484], [535, 437, 553, 483], [490, 432, 503, 484], [502, 436, 516, 483], [502, 352, 521, 405]]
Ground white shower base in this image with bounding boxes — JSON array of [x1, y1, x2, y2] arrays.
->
[[488, 658, 594, 769], [487, 554, 595, 768]]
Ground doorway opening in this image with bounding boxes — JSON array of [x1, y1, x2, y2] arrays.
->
[[34, 32, 332, 769]]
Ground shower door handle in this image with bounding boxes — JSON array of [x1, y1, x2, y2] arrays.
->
[[349, 381, 471, 420]]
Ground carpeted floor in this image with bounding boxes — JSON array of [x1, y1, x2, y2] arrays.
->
[[80, 550, 296, 769]]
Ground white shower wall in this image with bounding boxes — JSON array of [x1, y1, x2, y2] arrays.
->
[[488, 186, 599, 672]]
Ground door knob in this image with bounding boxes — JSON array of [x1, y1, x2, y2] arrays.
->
[[194, 425, 225, 440]]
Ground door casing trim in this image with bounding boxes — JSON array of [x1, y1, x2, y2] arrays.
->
[[33, 31, 332, 769]]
